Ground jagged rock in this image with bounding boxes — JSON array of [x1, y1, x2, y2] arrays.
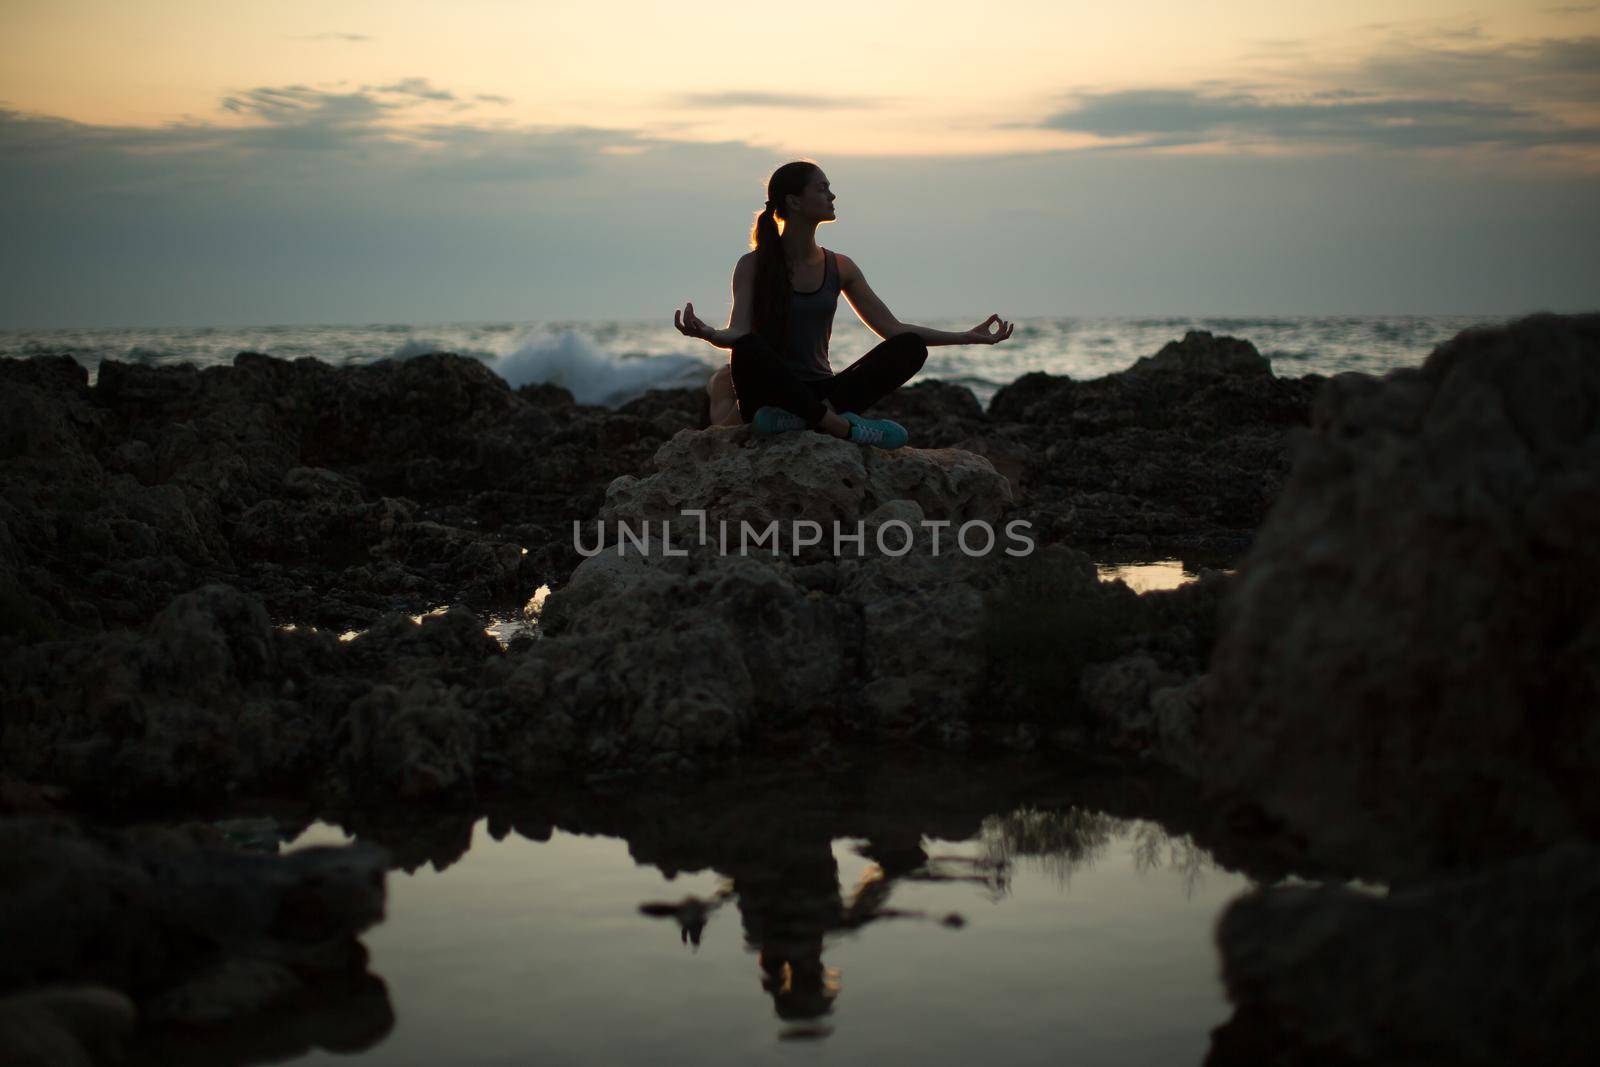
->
[[0, 333, 1315, 639], [1129, 330, 1272, 377], [535, 429, 1029, 746], [1202, 313, 1600, 877], [0, 583, 509, 805], [0, 351, 692, 633], [597, 424, 1013, 557], [981, 550, 1228, 757], [0, 584, 319, 804], [986, 331, 1322, 554], [870, 379, 990, 446]]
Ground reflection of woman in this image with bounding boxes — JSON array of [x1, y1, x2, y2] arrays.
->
[[674, 160, 1014, 448]]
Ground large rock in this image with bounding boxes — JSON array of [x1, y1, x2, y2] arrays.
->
[[986, 331, 1322, 554], [541, 430, 1023, 750], [597, 423, 1014, 553], [0, 583, 506, 806], [1201, 313, 1600, 876], [1210, 843, 1600, 1065], [0, 351, 696, 634]]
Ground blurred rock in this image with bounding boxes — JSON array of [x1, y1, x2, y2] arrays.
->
[[0, 817, 387, 1024], [1210, 843, 1600, 1065], [1201, 313, 1600, 877]]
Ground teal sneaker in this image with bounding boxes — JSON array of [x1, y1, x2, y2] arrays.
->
[[843, 411, 909, 449], [753, 406, 809, 435]]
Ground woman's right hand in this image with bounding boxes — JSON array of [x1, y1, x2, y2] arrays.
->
[[674, 301, 715, 342]]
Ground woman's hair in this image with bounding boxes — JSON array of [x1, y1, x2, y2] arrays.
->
[[749, 161, 820, 354]]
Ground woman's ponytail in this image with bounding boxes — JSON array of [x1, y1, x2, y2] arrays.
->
[[749, 162, 819, 356]]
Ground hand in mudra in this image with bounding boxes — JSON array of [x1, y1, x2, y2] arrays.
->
[[674, 301, 714, 340], [966, 314, 1014, 345]]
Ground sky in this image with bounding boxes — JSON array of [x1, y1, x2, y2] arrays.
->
[[2, 0, 1598, 327]]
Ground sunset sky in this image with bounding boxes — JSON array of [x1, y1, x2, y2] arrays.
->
[[3, 0, 1597, 326]]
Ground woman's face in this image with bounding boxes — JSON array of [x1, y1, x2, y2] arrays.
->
[[787, 170, 837, 223]]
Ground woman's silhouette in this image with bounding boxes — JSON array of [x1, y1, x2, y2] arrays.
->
[[674, 161, 1013, 448]]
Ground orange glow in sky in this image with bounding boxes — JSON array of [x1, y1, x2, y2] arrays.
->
[[3, 0, 1596, 158]]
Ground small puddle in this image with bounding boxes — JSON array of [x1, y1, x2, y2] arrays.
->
[[277, 811, 1248, 1066], [1096, 559, 1197, 593], [123, 758, 1372, 1066], [280, 584, 553, 649]]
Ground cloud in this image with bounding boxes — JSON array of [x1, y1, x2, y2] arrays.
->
[[292, 32, 373, 42], [3, 92, 1598, 328], [1359, 35, 1600, 104], [475, 94, 512, 104], [1543, 5, 1596, 14], [204, 80, 526, 151], [0, 77, 683, 194], [1038, 88, 1600, 150], [676, 91, 884, 109], [1032, 34, 1600, 154], [372, 77, 456, 102], [222, 85, 396, 131]]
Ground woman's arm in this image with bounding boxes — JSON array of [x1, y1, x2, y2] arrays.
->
[[839, 253, 1013, 346], [673, 254, 755, 349]]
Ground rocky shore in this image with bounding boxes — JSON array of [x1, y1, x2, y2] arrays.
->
[[2, 315, 1597, 1063]]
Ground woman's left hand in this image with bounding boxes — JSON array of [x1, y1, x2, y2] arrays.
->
[[965, 314, 1014, 345], [674, 301, 715, 341]]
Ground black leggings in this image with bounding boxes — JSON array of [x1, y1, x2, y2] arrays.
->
[[729, 332, 928, 427]]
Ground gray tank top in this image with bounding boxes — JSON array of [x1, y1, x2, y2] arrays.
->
[[784, 249, 839, 381]]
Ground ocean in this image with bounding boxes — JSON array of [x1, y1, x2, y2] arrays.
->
[[1, 315, 1511, 409]]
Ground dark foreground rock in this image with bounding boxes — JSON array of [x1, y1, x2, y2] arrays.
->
[[1196, 313, 1600, 878], [1, 423, 1227, 809], [0, 352, 695, 637], [979, 331, 1323, 555], [0, 334, 1320, 646], [1184, 313, 1600, 1064], [1209, 843, 1600, 1066], [0, 815, 389, 1062]]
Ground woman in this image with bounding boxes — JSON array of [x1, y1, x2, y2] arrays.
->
[[673, 160, 1013, 449]]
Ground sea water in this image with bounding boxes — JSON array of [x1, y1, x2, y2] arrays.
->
[[1, 315, 1509, 408]]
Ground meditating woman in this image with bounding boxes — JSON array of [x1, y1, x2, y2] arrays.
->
[[673, 160, 1014, 449]]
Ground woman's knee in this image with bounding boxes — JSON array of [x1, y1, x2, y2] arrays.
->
[[707, 362, 733, 397], [890, 332, 928, 370]]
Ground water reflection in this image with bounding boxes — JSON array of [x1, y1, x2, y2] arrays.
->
[[133, 972, 393, 1067], [637, 828, 1009, 1038], [139, 754, 1331, 1065], [983, 808, 1213, 897]]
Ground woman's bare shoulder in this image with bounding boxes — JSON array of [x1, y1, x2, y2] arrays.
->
[[832, 250, 862, 286]]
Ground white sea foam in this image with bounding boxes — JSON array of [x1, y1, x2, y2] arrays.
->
[[1, 316, 1509, 408], [488, 330, 712, 406]]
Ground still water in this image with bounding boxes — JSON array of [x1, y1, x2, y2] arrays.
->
[[243, 780, 1257, 1066]]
